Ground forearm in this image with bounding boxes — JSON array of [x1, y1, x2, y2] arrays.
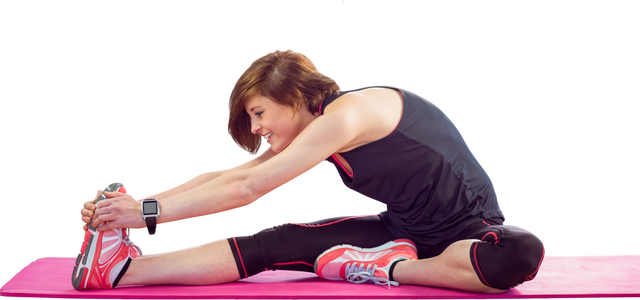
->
[[147, 149, 276, 201], [156, 171, 255, 224], [144, 172, 220, 200]]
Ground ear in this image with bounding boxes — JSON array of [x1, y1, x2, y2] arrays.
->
[[290, 100, 303, 119]]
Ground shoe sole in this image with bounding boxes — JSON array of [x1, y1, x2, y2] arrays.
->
[[313, 239, 416, 275], [72, 183, 125, 291], [71, 231, 96, 290]]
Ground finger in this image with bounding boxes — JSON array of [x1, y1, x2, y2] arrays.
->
[[81, 208, 93, 228], [92, 214, 111, 229], [96, 221, 115, 232], [83, 224, 88, 231], [84, 201, 96, 211], [82, 216, 90, 224], [91, 198, 113, 227], [81, 207, 94, 216], [78, 199, 94, 210], [104, 191, 126, 198], [95, 198, 113, 209], [81, 215, 93, 224], [93, 190, 104, 202]]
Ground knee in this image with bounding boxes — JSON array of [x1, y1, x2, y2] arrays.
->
[[511, 229, 545, 280], [472, 226, 545, 290], [496, 230, 545, 289]]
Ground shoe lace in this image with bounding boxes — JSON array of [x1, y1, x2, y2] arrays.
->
[[118, 228, 143, 256], [122, 229, 144, 255], [345, 262, 399, 290]]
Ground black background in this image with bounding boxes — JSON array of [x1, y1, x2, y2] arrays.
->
[[2, 26, 638, 282]]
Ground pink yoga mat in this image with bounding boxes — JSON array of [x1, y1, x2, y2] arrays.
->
[[2, 256, 640, 299]]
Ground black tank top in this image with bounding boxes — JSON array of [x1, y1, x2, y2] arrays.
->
[[319, 87, 504, 246]]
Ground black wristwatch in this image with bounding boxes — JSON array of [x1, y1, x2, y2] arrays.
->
[[141, 199, 160, 235]]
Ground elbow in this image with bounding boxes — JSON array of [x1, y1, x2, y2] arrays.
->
[[231, 180, 260, 207], [237, 167, 286, 203], [237, 173, 274, 207], [235, 180, 255, 201]]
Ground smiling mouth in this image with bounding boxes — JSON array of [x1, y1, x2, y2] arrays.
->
[[263, 132, 273, 140]]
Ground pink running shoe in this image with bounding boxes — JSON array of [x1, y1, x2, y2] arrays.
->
[[314, 239, 418, 289], [71, 180, 144, 291], [72, 183, 142, 290]]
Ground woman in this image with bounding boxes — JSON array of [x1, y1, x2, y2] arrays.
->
[[75, 50, 544, 293]]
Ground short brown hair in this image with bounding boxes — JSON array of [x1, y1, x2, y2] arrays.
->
[[228, 50, 340, 154]]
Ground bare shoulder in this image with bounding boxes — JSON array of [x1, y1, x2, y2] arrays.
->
[[323, 87, 403, 152]]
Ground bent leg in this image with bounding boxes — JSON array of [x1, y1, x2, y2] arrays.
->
[[393, 240, 506, 293], [393, 224, 544, 292], [117, 239, 240, 286]]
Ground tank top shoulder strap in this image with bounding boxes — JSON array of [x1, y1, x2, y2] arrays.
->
[[318, 92, 344, 116]]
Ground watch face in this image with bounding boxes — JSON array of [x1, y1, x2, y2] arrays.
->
[[143, 202, 158, 215]]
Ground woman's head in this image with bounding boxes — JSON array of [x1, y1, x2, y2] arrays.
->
[[229, 50, 339, 154]]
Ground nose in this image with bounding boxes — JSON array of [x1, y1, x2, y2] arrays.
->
[[250, 118, 261, 135]]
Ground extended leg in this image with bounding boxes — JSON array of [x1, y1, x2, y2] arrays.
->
[[118, 239, 240, 286], [393, 240, 506, 293]]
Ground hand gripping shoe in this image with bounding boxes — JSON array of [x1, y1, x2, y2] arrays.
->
[[314, 239, 418, 289], [72, 183, 142, 290]]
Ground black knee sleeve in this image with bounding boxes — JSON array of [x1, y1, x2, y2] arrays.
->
[[470, 225, 545, 290]]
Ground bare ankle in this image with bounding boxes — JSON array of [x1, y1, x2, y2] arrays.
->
[[388, 259, 412, 283]]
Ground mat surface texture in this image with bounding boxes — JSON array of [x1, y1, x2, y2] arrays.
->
[[2, 256, 640, 299]]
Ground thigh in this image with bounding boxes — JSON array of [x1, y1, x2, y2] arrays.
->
[[228, 214, 397, 278]]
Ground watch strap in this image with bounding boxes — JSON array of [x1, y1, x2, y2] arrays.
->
[[142, 198, 159, 235], [145, 216, 157, 235]]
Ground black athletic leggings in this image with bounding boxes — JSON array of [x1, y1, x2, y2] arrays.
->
[[228, 214, 544, 290]]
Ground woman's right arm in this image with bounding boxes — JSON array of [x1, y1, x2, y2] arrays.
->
[[80, 147, 276, 230]]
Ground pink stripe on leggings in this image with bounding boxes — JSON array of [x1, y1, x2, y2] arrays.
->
[[231, 237, 248, 278]]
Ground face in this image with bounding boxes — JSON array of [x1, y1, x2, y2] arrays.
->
[[244, 95, 313, 153]]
